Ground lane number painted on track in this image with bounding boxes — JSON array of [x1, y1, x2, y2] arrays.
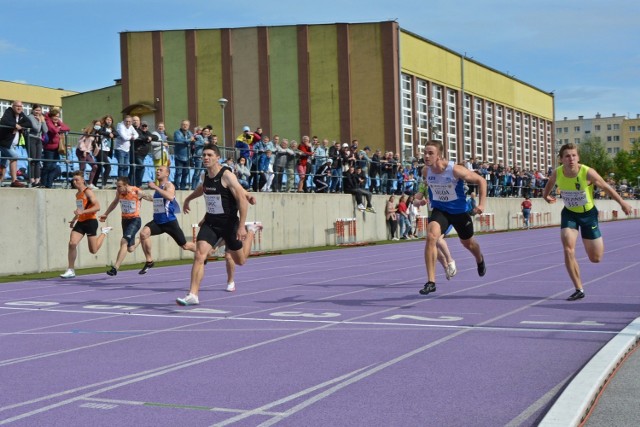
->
[[83, 304, 142, 311], [384, 314, 463, 322], [5, 301, 60, 307], [270, 311, 341, 318]]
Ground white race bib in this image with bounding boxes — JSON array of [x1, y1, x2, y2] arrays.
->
[[204, 194, 224, 215], [120, 199, 136, 214], [561, 190, 587, 208], [429, 182, 458, 202], [75, 199, 83, 211], [153, 198, 165, 214]]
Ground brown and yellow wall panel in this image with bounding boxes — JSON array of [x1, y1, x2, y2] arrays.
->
[[161, 31, 189, 131], [195, 29, 223, 130], [400, 32, 462, 88], [229, 28, 261, 135], [125, 32, 155, 114], [268, 26, 301, 139], [307, 25, 341, 141], [349, 23, 387, 150]]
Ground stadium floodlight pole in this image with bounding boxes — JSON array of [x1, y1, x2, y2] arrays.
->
[[218, 98, 228, 156]]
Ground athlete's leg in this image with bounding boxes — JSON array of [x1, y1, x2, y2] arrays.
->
[[583, 237, 604, 263], [560, 227, 582, 290], [67, 230, 84, 270]]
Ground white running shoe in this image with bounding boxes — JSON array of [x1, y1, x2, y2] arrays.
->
[[60, 269, 75, 279], [101, 226, 113, 235], [357, 204, 366, 211], [445, 261, 457, 280], [87, 184, 97, 190], [176, 293, 199, 306], [246, 222, 263, 234], [392, 237, 399, 241], [226, 281, 236, 292]]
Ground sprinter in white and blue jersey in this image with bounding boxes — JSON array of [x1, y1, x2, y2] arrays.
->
[[138, 165, 195, 274], [414, 140, 487, 295]]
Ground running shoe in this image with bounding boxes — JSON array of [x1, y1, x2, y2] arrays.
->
[[477, 256, 486, 277], [60, 268, 75, 279], [106, 266, 117, 276], [446, 261, 457, 280], [101, 227, 113, 234], [567, 289, 585, 301], [138, 261, 154, 275], [226, 281, 236, 292], [176, 293, 199, 306], [357, 204, 366, 211], [419, 281, 436, 295], [365, 206, 376, 213]]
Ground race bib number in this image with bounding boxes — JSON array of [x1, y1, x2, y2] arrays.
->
[[76, 200, 83, 211], [205, 194, 224, 215], [429, 183, 457, 202], [120, 199, 137, 214], [153, 198, 165, 214], [561, 190, 587, 208]]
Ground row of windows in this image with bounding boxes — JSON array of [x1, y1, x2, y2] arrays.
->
[[0, 100, 52, 117], [400, 73, 552, 171], [556, 123, 622, 133]]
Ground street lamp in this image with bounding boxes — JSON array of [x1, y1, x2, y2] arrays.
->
[[218, 98, 228, 156]]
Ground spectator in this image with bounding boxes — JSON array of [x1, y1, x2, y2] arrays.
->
[[173, 119, 194, 190], [369, 149, 381, 193], [250, 132, 266, 191], [313, 158, 332, 193], [235, 156, 251, 189], [380, 151, 394, 195], [131, 120, 156, 186], [343, 164, 376, 213], [297, 136, 313, 192], [272, 137, 289, 192], [260, 149, 274, 192], [396, 195, 410, 239], [152, 122, 170, 169], [385, 195, 399, 240], [0, 100, 32, 187], [41, 108, 70, 189], [284, 140, 298, 192], [407, 194, 420, 238], [328, 141, 343, 193], [114, 115, 138, 179], [95, 114, 115, 188], [190, 126, 206, 190], [76, 120, 101, 189], [234, 125, 254, 166], [521, 196, 532, 229], [310, 137, 328, 191], [26, 104, 48, 187]]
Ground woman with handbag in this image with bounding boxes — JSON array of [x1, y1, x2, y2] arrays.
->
[[42, 108, 70, 188]]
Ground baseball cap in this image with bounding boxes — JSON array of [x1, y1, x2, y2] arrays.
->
[[342, 143, 348, 148], [327, 158, 333, 163], [243, 125, 250, 132]]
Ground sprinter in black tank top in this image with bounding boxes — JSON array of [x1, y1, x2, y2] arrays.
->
[[176, 143, 263, 306]]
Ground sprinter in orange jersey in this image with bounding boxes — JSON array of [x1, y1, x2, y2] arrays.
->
[[60, 171, 113, 279], [100, 176, 153, 276]]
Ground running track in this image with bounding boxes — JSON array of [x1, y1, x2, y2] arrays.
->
[[1, 220, 639, 426]]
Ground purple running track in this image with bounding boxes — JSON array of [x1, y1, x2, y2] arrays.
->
[[1, 220, 639, 426]]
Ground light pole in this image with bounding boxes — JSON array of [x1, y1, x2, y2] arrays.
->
[[218, 98, 228, 156]]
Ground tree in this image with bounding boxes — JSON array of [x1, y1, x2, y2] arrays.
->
[[578, 137, 613, 176], [613, 150, 634, 183]]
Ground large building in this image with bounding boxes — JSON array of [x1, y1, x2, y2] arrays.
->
[[555, 113, 640, 156], [0, 80, 77, 118], [63, 21, 555, 171]]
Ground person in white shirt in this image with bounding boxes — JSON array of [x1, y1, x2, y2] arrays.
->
[[114, 115, 138, 178]]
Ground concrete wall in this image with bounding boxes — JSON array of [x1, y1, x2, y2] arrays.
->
[[1, 189, 638, 276]]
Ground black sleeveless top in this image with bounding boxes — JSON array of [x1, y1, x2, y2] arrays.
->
[[202, 166, 238, 226]]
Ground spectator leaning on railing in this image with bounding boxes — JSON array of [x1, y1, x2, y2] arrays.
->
[[114, 116, 138, 179], [0, 100, 32, 188], [42, 108, 70, 189], [173, 120, 194, 191], [26, 104, 48, 187]]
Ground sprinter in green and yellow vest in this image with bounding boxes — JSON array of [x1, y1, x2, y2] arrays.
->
[[542, 142, 633, 301]]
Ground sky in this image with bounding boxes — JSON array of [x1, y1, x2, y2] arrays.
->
[[2, 0, 639, 121]]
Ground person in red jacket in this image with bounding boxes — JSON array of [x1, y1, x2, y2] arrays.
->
[[42, 108, 70, 188], [521, 196, 532, 229], [297, 135, 313, 192]]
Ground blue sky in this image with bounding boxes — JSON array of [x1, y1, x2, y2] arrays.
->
[[2, 0, 638, 120]]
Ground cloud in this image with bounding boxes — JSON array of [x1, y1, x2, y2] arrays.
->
[[0, 39, 26, 54]]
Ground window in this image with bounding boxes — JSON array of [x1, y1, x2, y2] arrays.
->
[[563, 127, 568, 133], [630, 126, 636, 132], [607, 124, 612, 131], [595, 125, 600, 131], [613, 124, 620, 130], [574, 126, 580, 132]]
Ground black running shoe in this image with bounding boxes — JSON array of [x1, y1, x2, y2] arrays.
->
[[477, 256, 486, 277], [106, 266, 117, 276], [138, 261, 154, 275], [419, 282, 436, 295], [567, 289, 585, 301]]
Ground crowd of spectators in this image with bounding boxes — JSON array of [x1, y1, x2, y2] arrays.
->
[[1, 99, 638, 200]]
